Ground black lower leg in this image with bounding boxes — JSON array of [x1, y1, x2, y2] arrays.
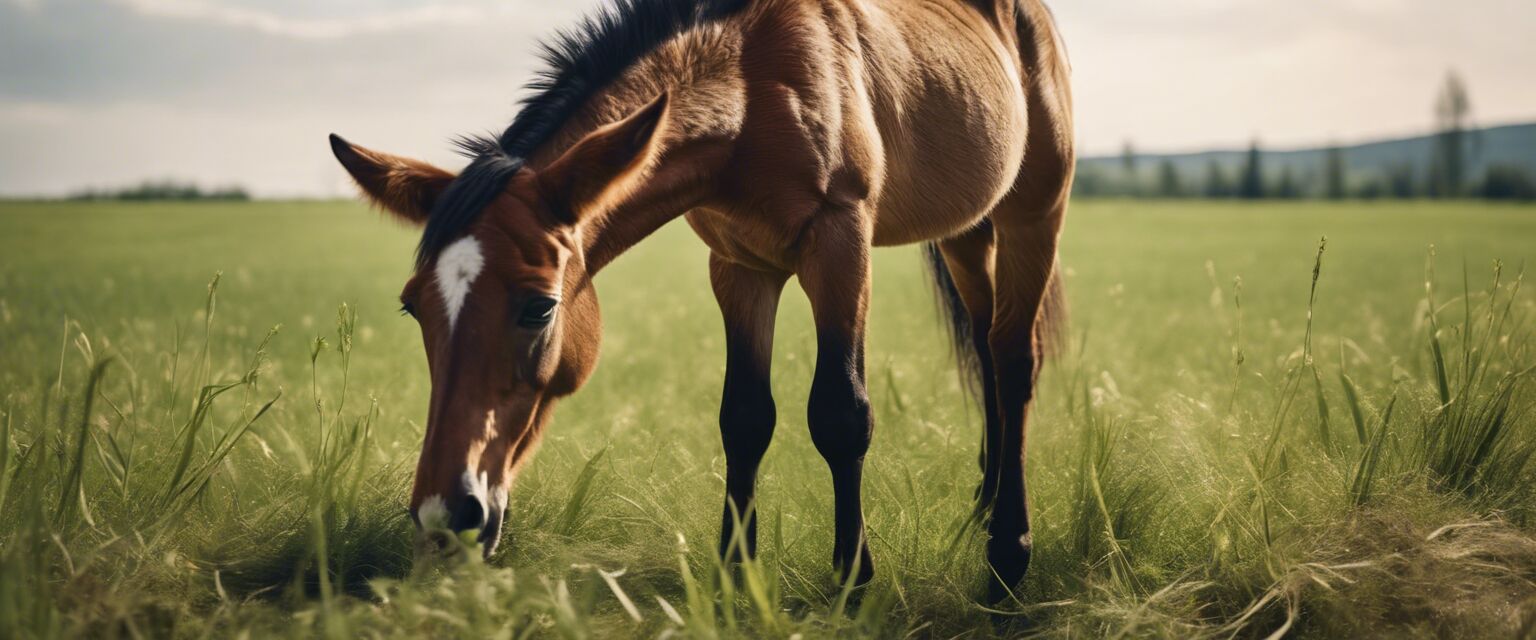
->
[[973, 327, 1003, 516], [719, 412, 772, 561], [808, 332, 875, 585], [828, 461, 872, 583], [986, 350, 1036, 602], [717, 343, 776, 562]]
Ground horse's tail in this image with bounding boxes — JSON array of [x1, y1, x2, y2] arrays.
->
[[1036, 262, 1068, 360], [922, 242, 983, 396], [922, 243, 1067, 398]]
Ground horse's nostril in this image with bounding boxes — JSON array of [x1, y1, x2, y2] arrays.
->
[[449, 496, 486, 533]]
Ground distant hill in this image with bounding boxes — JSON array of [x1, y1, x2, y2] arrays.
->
[[1079, 122, 1536, 196]]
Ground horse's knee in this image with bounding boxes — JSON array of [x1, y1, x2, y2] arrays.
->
[[720, 383, 775, 468], [807, 377, 872, 465]]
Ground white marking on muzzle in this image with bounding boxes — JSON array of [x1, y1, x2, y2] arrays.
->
[[463, 469, 490, 509], [417, 494, 449, 529], [488, 486, 509, 521], [435, 236, 484, 331]]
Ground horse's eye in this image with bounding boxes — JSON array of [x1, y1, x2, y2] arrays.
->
[[399, 301, 417, 319], [517, 295, 558, 329]]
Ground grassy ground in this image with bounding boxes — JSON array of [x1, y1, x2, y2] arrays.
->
[[1, 199, 1534, 638]]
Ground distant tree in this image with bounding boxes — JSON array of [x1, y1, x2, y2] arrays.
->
[[1356, 178, 1388, 200], [1238, 140, 1265, 199], [1323, 145, 1348, 200], [1429, 71, 1474, 198], [1386, 163, 1417, 199], [1204, 161, 1232, 198], [1120, 140, 1140, 196], [1476, 165, 1536, 201], [1072, 162, 1111, 197], [1156, 160, 1183, 198], [1274, 166, 1302, 199]]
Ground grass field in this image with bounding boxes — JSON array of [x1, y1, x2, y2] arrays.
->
[[2, 199, 1535, 638]]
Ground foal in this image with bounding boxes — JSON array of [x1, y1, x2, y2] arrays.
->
[[330, 0, 1071, 600]]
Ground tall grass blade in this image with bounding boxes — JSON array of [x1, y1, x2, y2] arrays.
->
[[1349, 394, 1397, 506], [554, 448, 607, 537], [1338, 352, 1369, 445], [1426, 250, 1452, 407], [1225, 276, 1246, 415], [0, 404, 11, 514], [1259, 239, 1327, 475], [54, 358, 111, 530], [1311, 367, 1334, 454]]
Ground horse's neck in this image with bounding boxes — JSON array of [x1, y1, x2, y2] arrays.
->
[[580, 134, 733, 273], [545, 40, 746, 274]]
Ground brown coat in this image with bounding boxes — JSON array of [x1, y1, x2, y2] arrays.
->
[[331, 0, 1072, 600]]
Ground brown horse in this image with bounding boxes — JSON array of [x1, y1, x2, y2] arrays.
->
[[329, 0, 1071, 600]]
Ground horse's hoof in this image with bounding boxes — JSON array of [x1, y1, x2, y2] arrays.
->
[[835, 547, 876, 587], [986, 532, 1032, 604]]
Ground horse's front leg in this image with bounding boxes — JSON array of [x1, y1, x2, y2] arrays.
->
[[795, 209, 876, 585], [710, 253, 789, 562]]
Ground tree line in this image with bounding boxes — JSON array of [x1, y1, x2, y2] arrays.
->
[[67, 180, 251, 202], [1075, 72, 1536, 202]]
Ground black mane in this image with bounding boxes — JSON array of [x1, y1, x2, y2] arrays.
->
[[416, 0, 750, 269]]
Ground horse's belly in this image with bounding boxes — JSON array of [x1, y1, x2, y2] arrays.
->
[[870, 124, 1023, 248]]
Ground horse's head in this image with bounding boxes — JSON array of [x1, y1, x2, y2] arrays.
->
[[328, 94, 669, 557]]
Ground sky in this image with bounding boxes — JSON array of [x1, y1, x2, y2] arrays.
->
[[1, 0, 1532, 197]]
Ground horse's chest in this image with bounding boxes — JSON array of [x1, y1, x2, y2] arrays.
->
[[684, 206, 808, 272]]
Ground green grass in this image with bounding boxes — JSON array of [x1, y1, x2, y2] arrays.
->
[[2, 199, 1535, 638]]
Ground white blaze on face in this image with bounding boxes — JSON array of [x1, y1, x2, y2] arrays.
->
[[435, 236, 485, 331]]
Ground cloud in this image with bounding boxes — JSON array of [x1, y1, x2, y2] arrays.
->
[[103, 0, 498, 39], [0, 0, 604, 197], [0, 0, 588, 107], [1055, 0, 1536, 154]]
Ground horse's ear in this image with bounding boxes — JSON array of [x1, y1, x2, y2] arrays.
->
[[537, 92, 670, 223], [330, 134, 453, 226]]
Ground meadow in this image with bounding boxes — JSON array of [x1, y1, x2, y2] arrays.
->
[[1, 199, 1534, 638]]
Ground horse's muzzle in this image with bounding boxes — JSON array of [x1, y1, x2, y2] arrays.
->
[[411, 491, 496, 557]]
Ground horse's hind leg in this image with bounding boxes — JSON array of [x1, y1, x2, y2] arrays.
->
[[985, 181, 1068, 601], [711, 253, 790, 562], [796, 208, 877, 585], [983, 5, 1074, 595], [934, 223, 1005, 512]]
